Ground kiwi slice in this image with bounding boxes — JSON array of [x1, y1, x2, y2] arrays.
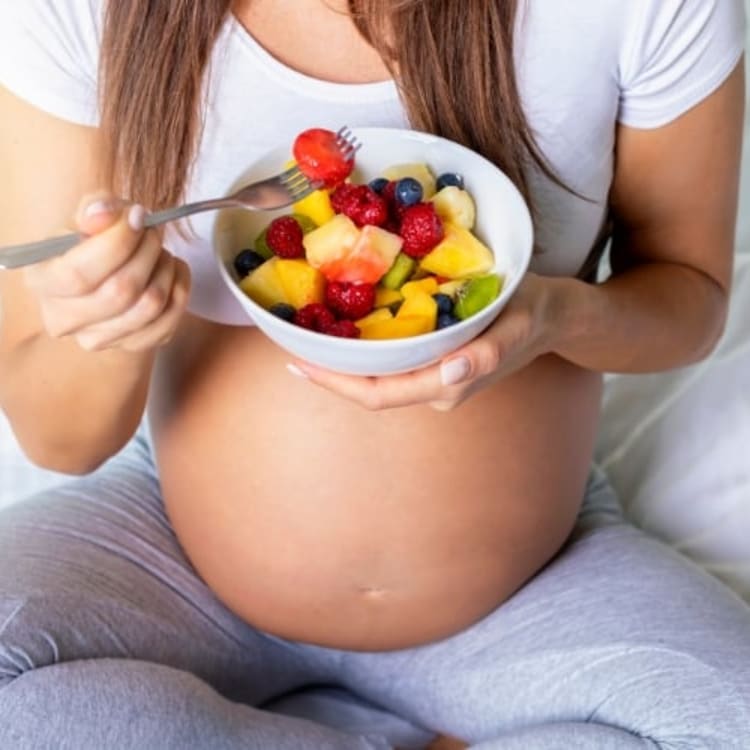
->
[[454, 274, 502, 320], [291, 213, 317, 234], [381, 252, 416, 290], [254, 226, 274, 259]]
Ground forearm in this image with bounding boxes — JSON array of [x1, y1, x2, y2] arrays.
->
[[545, 260, 729, 374], [0, 333, 154, 474]]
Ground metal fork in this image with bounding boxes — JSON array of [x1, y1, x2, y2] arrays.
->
[[0, 125, 362, 270]]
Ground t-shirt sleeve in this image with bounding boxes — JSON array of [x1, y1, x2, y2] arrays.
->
[[0, 0, 102, 126], [618, 0, 746, 128]]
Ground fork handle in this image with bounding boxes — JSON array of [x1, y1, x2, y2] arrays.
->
[[0, 232, 84, 269], [0, 198, 237, 270]]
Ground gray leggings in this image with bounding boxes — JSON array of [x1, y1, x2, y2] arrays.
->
[[1, 432, 750, 749]]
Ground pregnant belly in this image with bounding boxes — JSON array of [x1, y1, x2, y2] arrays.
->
[[148, 321, 602, 650]]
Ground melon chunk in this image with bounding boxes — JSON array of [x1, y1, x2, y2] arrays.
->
[[304, 217, 402, 284], [303, 214, 361, 270]]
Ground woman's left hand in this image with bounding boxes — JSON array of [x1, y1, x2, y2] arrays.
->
[[287, 272, 557, 411]]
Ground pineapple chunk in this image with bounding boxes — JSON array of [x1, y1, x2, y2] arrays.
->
[[419, 223, 494, 279], [239, 257, 286, 309], [430, 186, 476, 229]]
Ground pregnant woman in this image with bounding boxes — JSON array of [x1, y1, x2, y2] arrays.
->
[[1, 1, 749, 748]]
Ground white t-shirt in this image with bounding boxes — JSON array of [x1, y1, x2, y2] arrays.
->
[[0, 0, 745, 324]]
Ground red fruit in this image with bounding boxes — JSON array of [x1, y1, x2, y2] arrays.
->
[[292, 128, 355, 188], [265, 216, 305, 258], [330, 184, 387, 228], [330, 183, 360, 213], [399, 203, 445, 259], [293, 303, 336, 332], [324, 320, 361, 338], [325, 281, 376, 320]]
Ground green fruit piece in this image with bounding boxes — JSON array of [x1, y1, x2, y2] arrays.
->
[[254, 226, 274, 259], [454, 274, 502, 320], [291, 213, 317, 234], [380, 252, 416, 290]]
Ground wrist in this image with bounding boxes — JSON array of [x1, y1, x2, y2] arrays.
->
[[536, 274, 591, 358]]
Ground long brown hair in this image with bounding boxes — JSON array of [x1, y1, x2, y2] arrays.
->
[[100, 1, 556, 211]]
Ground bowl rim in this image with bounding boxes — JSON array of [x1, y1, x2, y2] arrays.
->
[[213, 126, 534, 352]]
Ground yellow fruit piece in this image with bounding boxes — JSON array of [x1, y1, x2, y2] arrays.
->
[[374, 287, 403, 308], [430, 186, 476, 229], [275, 259, 325, 308], [303, 214, 361, 269], [359, 315, 434, 340], [293, 188, 335, 227], [396, 290, 437, 324], [239, 257, 286, 310], [357, 292, 437, 339], [355, 307, 393, 331], [401, 276, 439, 299], [419, 222, 494, 279], [381, 163, 437, 200]]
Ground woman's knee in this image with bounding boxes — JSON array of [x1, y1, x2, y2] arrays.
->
[[584, 645, 750, 746]]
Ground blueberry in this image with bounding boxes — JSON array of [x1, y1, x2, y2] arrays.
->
[[437, 312, 460, 330], [433, 293, 454, 315], [368, 177, 389, 194], [436, 172, 464, 191], [233, 249, 266, 277], [269, 303, 297, 322], [394, 177, 423, 206]]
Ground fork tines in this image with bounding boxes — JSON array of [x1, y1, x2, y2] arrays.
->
[[336, 125, 362, 162], [280, 165, 317, 201]]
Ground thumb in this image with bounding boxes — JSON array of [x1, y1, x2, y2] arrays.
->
[[75, 192, 124, 236]]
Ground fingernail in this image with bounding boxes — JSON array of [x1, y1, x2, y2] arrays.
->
[[440, 357, 470, 386], [128, 204, 146, 231], [83, 199, 116, 219], [286, 363, 308, 379]]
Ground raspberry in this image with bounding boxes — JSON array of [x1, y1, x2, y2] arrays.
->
[[329, 184, 387, 227], [325, 281, 376, 320], [293, 303, 336, 332], [398, 203, 445, 259], [324, 320, 361, 338], [265, 216, 305, 258]]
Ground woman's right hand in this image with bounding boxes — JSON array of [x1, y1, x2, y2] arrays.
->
[[22, 193, 191, 353]]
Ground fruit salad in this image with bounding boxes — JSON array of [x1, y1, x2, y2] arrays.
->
[[232, 128, 504, 340]]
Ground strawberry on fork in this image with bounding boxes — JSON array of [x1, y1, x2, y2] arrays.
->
[[293, 125, 361, 188]]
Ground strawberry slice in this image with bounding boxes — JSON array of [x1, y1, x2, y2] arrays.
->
[[293, 128, 355, 188]]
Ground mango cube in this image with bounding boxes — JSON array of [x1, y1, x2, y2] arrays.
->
[[401, 276, 439, 298], [275, 259, 325, 308]]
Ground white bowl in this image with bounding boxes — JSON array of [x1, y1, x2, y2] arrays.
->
[[213, 127, 533, 376]]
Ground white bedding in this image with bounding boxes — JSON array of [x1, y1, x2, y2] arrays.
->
[[1, 23, 750, 603]]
